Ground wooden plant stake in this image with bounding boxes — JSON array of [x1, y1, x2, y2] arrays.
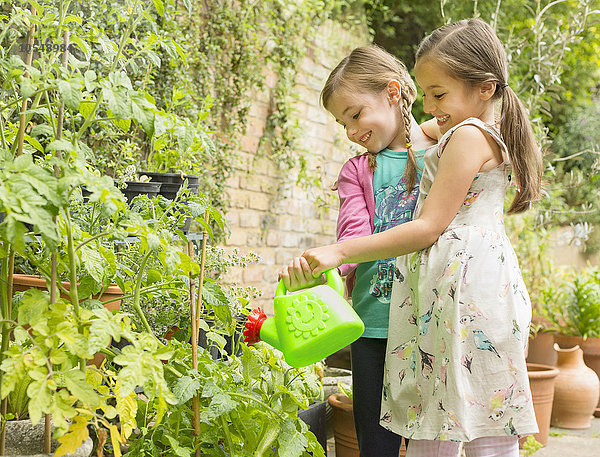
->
[[189, 213, 209, 457]]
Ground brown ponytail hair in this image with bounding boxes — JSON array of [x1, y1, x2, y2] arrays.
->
[[321, 45, 420, 190], [416, 18, 543, 213]]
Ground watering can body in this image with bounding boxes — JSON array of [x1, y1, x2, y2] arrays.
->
[[244, 269, 364, 367]]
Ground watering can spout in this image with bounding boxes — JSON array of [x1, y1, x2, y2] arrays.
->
[[243, 270, 364, 367], [243, 307, 280, 348]]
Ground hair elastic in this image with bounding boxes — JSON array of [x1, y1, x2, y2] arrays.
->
[[405, 142, 413, 149], [500, 82, 509, 88]]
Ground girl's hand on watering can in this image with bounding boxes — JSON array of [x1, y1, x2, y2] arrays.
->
[[279, 256, 325, 291], [302, 243, 344, 278]]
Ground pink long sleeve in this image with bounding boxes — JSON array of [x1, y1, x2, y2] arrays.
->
[[335, 155, 375, 293]]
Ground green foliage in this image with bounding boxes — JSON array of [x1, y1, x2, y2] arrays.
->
[[337, 380, 353, 400], [125, 341, 325, 457], [540, 267, 600, 338], [0, 2, 338, 456], [138, 0, 353, 212], [521, 435, 543, 456]]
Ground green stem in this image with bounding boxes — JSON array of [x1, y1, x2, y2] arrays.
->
[[64, 211, 85, 370], [75, 231, 112, 251], [225, 392, 278, 416], [0, 249, 10, 395], [0, 88, 50, 114], [131, 251, 154, 335], [218, 416, 235, 455], [44, 91, 57, 138], [100, 280, 185, 306]]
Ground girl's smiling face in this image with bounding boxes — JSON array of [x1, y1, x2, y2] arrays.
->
[[414, 57, 495, 134], [326, 84, 406, 153]]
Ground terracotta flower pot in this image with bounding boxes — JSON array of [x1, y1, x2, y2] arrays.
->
[[579, 337, 600, 418], [520, 363, 560, 447], [328, 393, 358, 457], [554, 334, 600, 417], [526, 331, 557, 366], [12, 274, 123, 367], [12, 274, 123, 311], [553, 334, 584, 351], [327, 393, 406, 457], [551, 344, 599, 429]]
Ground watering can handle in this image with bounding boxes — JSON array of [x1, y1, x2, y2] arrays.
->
[[275, 269, 344, 297]]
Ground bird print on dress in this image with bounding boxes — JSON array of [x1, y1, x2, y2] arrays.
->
[[461, 351, 474, 374], [436, 249, 466, 281], [489, 381, 516, 421], [418, 305, 434, 336], [394, 266, 405, 283], [419, 346, 436, 378], [380, 119, 537, 441], [390, 337, 416, 359], [463, 189, 483, 207], [473, 329, 501, 358], [504, 417, 518, 436], [512, 320, 522, 342]]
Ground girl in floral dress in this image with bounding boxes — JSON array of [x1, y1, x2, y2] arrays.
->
[[288, 19, 543, 457]]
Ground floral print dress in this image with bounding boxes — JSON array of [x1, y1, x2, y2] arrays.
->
[[379, 118, 539, 441]]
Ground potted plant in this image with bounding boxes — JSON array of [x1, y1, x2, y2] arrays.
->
[[540, 267, 600, 417], [522, 363, 560, 447], [328, 381, 407, 457]]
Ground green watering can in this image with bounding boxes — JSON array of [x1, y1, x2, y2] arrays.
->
[[243, 269, 364, 367]]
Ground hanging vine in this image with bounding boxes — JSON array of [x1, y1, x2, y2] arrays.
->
[[151, 0, 352, 211]]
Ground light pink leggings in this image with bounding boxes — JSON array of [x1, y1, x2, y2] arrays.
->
[[406, 436, 519, 457]]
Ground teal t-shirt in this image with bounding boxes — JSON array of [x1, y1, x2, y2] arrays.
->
[[351, 148, 425, 338]]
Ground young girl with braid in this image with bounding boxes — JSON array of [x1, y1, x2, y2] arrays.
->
[[284, 19, 543, 457], [279, 45, 434, 457]]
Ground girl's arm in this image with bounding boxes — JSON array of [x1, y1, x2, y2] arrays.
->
[[420, 118, 441, 141], [279, 157, 371, 291], [302, 125, 497, 276]]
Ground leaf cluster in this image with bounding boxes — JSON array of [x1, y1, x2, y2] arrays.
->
[[125, 341, 325, 457], [540, 267, 600, 338]]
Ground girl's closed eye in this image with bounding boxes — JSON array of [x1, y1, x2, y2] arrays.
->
[[434, 93, 446, 99], [352, 111, 361, 119]]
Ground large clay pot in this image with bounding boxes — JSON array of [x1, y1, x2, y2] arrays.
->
[[12, 274, 122, 311], [579, 337, 600, 417], [553, 334, 584, 351], [526, 332, 557, 366], [327, 393, 406, 457], [12, 274, 122, 367], [521, 363, 560, 447], [554, 334, 600, 417], [328, 393, 358, 457], [551, 344, 599, 429]]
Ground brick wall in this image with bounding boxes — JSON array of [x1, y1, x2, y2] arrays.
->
[[222, 22, 369, 314]]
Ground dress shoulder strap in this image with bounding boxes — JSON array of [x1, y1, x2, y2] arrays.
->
[[437, 117, 509, 164]]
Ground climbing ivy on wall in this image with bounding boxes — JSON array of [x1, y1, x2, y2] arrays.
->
[[150, 0, 354, 211]]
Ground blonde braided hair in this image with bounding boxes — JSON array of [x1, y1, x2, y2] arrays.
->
[[400, 89, 417, 190], [322, 45, 419, 189]]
